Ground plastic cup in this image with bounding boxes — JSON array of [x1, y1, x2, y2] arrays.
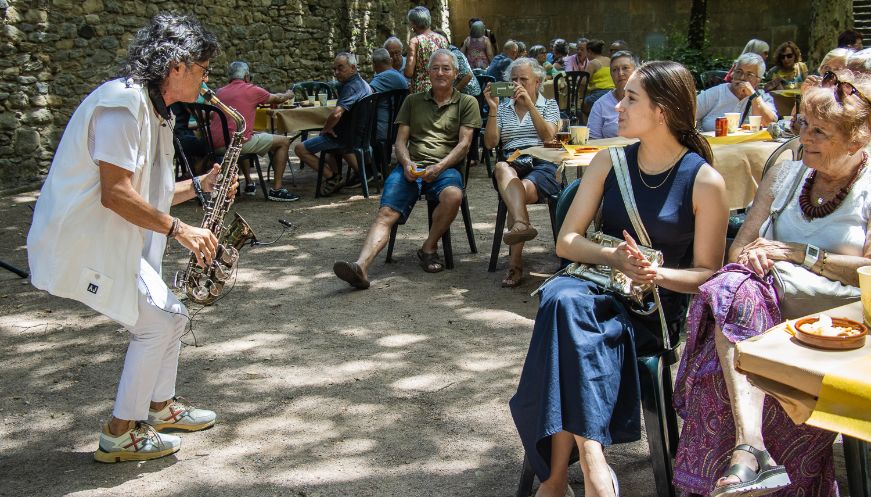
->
[[317, 92, 328, 106], [569, 126, 589, 145], [307, 95, 316, 105], [724, 112, 741, 134], [859, 266, 871, 325], [748, 115, 762, 132]]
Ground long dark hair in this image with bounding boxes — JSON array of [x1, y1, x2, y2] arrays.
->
[[634, 60, 713, 164]]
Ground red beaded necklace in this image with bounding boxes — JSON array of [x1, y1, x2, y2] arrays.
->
[[798, 151, 867, 219]]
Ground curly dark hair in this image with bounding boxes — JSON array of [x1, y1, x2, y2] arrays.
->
[[122, 13, 219, 88], [773, 41, 802, 67]]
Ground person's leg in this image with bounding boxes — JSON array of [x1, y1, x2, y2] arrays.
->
[[355, 206, 402, 277], [294, 137, 339, 179], [269, 135, 291, 190], [422, 185, 462, 254], [535, 431, 574, 497], [713, 326, 773, 487], [572, 435, 617, 497], [495, 162, 538, 227]]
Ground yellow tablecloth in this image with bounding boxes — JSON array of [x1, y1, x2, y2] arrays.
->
[[525, 137, 782, 210], [254, 100, 337, 134], [736, 301, 871, 442]]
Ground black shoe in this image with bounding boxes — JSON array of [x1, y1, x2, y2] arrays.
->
[[243, 183, 257, 196], [344, 172, 373, 189], [267, 188, 300, 202]]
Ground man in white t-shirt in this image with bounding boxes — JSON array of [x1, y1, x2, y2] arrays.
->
[[27, 14, 230, 463]]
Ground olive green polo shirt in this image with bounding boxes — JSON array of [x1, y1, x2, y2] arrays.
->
[[395, 89, 481, 167]]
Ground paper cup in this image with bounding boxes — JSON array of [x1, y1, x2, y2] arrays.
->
[[859, 266, 871, 325], [569, 126, 589, 145], [307, 95, 316, 105], [317, 92, 328, 106], [748, 115, 762, 132], [724, 112, 741, 134]]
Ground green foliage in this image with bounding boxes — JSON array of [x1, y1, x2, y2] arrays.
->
[[644, 21, 734, 82]]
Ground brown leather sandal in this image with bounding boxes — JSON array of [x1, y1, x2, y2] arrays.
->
[[503, 221, 538, 245]]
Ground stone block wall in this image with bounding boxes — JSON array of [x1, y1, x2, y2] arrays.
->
[[0, 0, 449, 189]]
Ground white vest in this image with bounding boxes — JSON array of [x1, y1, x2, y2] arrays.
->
[[27, 79, 175, 327]]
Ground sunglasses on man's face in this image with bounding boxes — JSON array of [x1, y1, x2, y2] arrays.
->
[[821, 71, 871, 107]]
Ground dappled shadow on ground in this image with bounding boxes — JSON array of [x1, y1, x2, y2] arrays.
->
[[0, 165, 784, 496]]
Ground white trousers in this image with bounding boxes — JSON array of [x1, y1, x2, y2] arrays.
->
[[112, 260, 189, 421]]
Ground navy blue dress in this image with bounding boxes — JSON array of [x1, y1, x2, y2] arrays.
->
[[509, 142, 705, 481]]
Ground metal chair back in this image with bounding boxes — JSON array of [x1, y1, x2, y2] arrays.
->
[[761, 136, 803, 179]]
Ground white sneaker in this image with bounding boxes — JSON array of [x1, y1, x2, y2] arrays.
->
[[94, 421, 180, 463], [147, 397, 216, 432]]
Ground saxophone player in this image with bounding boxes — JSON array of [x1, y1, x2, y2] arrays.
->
[[27, 14, 234, 463]]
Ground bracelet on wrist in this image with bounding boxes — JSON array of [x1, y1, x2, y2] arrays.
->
[[166, 217, 180, 238], [818, 251, 827, 275]]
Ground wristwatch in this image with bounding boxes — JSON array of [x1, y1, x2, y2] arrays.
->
[[802, 244, 820, 269]]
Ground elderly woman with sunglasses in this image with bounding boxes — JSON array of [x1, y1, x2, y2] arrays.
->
[[673, 71, 871, 497], [696, 53, 778, 132]]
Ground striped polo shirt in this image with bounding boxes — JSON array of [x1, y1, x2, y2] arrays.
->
[[496, 93, 561, 150]]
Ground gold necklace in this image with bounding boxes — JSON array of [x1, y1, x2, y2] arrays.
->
[[638, 146, 686, 189]]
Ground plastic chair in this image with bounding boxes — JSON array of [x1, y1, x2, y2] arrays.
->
[[553, 71, 590, 125], [700, 70, 729, 90], [515, 178, 681, 497], [186, 102, 269, 200], [473, 73, 496, 177], [315, 92, 379, 198], [372, 89, 409, 180], [385, 160, 477, 269], [293, 81, 335, 100]]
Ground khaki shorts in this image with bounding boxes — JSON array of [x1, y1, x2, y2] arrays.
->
[[240, 133, 274, 155]]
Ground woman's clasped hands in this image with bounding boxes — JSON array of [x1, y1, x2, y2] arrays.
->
[[736, 237, 801, 277], [611, 230, 658, 284]]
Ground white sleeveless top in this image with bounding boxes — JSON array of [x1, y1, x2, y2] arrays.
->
[[761, 160, 870, 256]]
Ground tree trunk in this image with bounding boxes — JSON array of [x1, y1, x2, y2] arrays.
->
[[688, 0, 707, 50], [807, 0, 852, 68]]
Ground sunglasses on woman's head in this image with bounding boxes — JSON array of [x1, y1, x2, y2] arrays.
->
[[821, 71, 871, 107]]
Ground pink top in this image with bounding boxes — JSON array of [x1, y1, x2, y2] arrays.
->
[[209, 79, 270, 147], [563, 54, 588, 73]]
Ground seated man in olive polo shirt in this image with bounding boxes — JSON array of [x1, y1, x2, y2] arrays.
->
[[333, 49, 481, 289]]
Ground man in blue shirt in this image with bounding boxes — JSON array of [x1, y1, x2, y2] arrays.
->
[[294, 52, 372, 195], [486, 40, 518, 81], [369, 47, 408, 143]]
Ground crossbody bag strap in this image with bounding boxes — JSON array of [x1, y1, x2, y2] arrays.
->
[[609, 146, 671, 349], [762, 163, 807, 240]]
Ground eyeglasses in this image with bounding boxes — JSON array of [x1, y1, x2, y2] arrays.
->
[[732, 69, 758, 80], [821, 71, 871, 107], [193, 62, 210, 80]]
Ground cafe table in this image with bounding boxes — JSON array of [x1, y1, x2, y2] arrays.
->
[[254, 100, 337, 136], [735, 301, 871, 496], [522, 131, 783, 211]]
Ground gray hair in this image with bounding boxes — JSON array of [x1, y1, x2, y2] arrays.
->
[[428, 48, 458, 71], [503, 40, 518, 54], [847, 48, 871, 73], [336, 51, 358, 67], [407, 6, 431, 29], [372, 47, 391, 67], [610, 50, 639, 67], [122, 13, 219, 87], [470, 20, 485, 38], [383, 36, 403, 50], [734, 52, 766, 78], [504, 57, 546, 88], [741, 39, 770, 56], [227, 61, 249, 81]]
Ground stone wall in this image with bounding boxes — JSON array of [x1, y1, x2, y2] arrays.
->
[[448, 0, 811, 64], [0, 0, 449, 189]]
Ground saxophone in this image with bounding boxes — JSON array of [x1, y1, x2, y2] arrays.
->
[[174, 84, 256, 305]]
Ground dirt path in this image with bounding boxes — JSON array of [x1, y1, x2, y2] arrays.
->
[[0, 164, 852, 496]]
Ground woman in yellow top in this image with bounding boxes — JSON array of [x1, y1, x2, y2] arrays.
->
[[764, 41, 808, 91], [582, 39, 616, 113]]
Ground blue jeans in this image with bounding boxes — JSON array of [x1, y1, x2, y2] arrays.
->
[[380, 164, 464, 223]]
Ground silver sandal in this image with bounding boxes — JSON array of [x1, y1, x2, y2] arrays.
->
[[710, 444, 791, 497]]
